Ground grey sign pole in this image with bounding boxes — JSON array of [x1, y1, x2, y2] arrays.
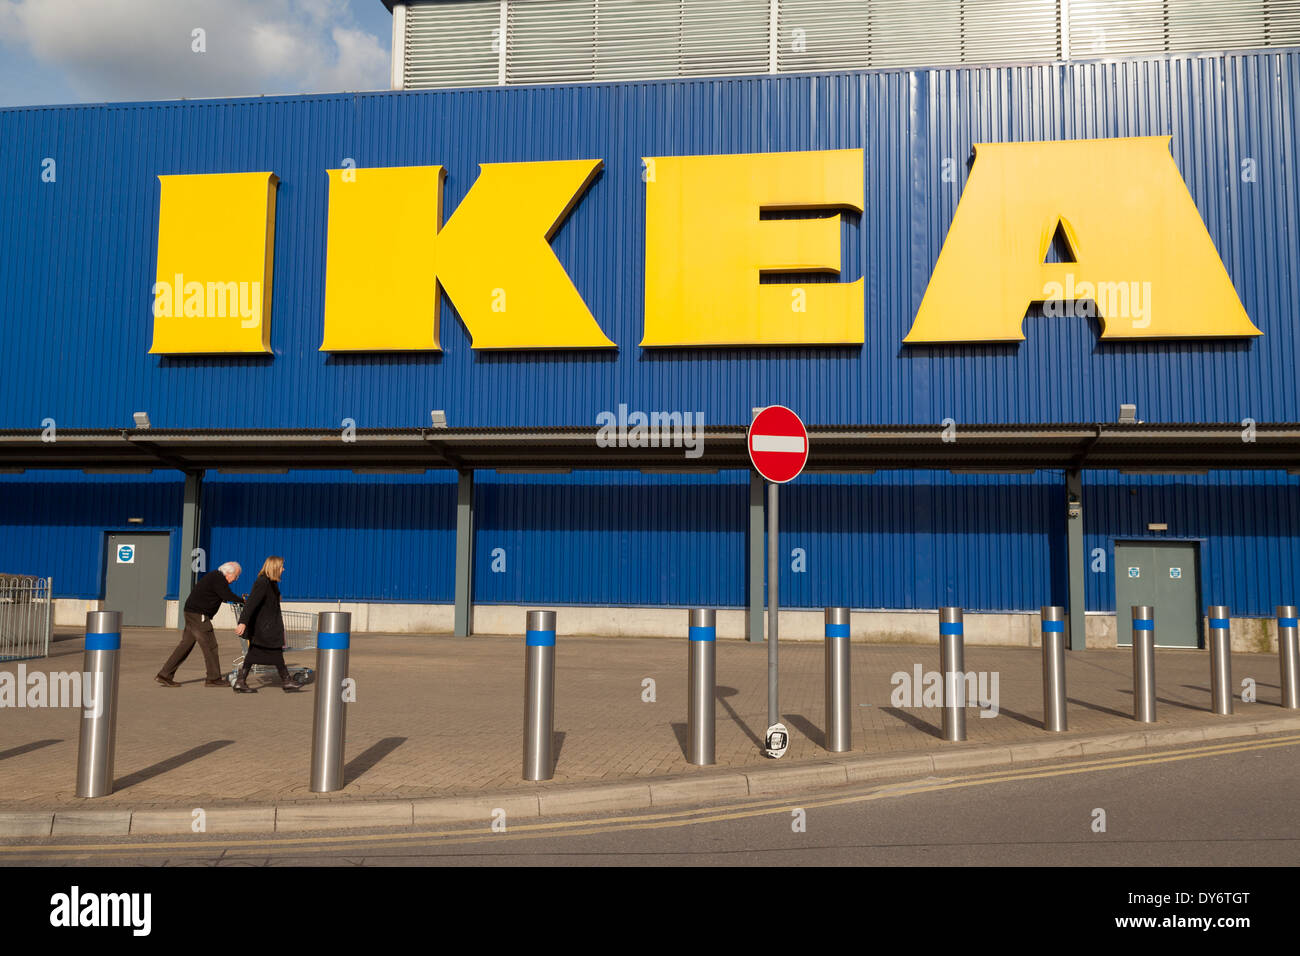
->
[[687, 608, 716, 765], [1132, 605, 1157, 722], [939, 607, 966, 742], [1278, 605, 1299, 709], [310, 610, 351, 793], [767, 480, 779, 728], [75, 610, 122, 799], [1207, 606, 1233, 716], [824, 607, 852, 752], [1040, 605, 1068, 732], [523, 609, 557, 781]]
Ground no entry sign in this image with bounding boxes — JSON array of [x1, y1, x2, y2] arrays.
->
[[748, 405, 809, 483]]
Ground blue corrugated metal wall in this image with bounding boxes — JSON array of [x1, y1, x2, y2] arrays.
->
[[202, 470, 458, 603], [1084, 470, 1300, 617], [1, 51, 1296, 617], [474, 469, 1065, 610], [1, 51, 1297, 430], [780, 471, 1067, 611], [0, 472, 181, 599], [473, 470, 747, 607], [2, 466, 1295, 614]]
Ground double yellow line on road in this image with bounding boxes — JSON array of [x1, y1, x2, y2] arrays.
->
[[4, 734, 1297, 858]]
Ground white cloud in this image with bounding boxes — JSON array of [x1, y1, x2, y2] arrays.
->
[[0, 0, 390, 103]]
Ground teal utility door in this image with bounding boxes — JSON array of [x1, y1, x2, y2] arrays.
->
[[104, 532, 170, 627], [1114, 541, 1201, 648]]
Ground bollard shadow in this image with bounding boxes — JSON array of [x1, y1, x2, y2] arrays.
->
[[991, 705, 1042, 729], [0, 739, 61, 761], [113, 740, 235, 792], [716, 686, 762, 748], [782, 713, 823, 748], [343, 736, 407, 786], [1181, 684, 1211, 694], [881, 707, 941, 738], [670, 722, 689, 760], [1066, 696, 1131, 720], [552, 731, 567, 767], [1155, 695, 1206, 713]]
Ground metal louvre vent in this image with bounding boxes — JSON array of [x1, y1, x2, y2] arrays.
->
[[399, 0, 1300, 90], [777, 0, 1058, 71], [506, 0, 769, 84], [1069, 0, 1300, 58], [403, 0, 501, 88]]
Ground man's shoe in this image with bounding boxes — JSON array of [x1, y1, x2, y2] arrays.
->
[[204, 678, 229, 687], [155, 674, 181, 688]]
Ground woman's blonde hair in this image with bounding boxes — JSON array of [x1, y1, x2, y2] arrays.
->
[[259, 555, 284, 581]]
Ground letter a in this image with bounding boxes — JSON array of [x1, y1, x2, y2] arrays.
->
[[904, 137, 1260, 343]]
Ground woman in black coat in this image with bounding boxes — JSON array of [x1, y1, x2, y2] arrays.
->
[[232, 556, 301, 693]]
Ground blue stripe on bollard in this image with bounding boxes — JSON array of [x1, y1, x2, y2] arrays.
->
[[688, 626, 716, 642], [526, 629, 556, 647], [85, 633, 121, 650], [318, 632, 350, 649], [939, 622, 963, 635], [1280, 618, 1299, 628], [1133, 620, 1155, 631], [1210, 619, 1230, 629], [1041, 621, 1064, 633], [825, 624, 850, 638]]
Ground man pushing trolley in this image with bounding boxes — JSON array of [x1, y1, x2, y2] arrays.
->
[[156, 561, 243, 688]]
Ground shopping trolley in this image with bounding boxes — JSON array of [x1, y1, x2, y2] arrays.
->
[[225, 601, 317, 687]]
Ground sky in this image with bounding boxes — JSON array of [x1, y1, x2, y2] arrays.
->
[[0, 0, 394, 107]]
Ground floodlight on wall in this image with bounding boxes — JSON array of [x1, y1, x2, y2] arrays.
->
[[1118, 404, 1137, 424], [751, 407, 765, 420], [132, 411, 151, 429], [430, 410, 448, 428]]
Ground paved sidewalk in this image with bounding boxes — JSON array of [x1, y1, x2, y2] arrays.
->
[[1, 627, 1295, 817]]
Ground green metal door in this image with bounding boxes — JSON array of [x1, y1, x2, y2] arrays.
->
[[1114, 541, 1201, 648], [105, 532, 170, 627]]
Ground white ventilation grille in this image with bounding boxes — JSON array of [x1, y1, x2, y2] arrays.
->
[[400, 0, 1300, 90], [403, 0, 501, 89], [1070, 0, 1300, 57]]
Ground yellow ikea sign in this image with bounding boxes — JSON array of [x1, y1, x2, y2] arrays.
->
[[148, 137, 1257, 355]]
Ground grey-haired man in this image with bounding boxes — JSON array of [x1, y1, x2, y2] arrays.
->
[[156, 561, 243, 687]]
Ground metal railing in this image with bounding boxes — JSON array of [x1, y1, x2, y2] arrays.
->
[[0, 574, 53, 661]]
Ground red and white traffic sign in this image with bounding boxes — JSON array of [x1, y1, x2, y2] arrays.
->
[[748, 405, 809, 483]]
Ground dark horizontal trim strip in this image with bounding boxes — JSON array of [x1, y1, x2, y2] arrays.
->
[[0, 424, 1295, 472]]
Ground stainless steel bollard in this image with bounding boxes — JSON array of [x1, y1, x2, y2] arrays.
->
[[939, 607, 966, 742], [824, 607, 852, 752], [75, 611, 122, 798], [1040, 606, 1068, 732], [1208, 606, 1233, 716], [1279, 606, 1299, 710], [687, 609, 716, 766], [1132, 605, 1157, 723], [310, 611, 351, 793], [523, 610, 557, 781]]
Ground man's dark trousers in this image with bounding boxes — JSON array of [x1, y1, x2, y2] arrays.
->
[[160, 612, 223, 682]]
